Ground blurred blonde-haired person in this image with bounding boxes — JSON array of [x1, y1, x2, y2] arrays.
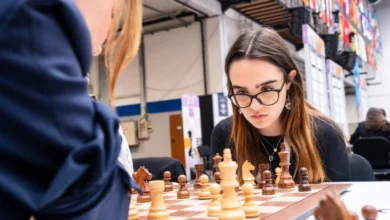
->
[[0, 0, 141, 219]]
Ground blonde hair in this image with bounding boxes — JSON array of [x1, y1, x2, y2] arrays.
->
[[104, 0, 142, 106]]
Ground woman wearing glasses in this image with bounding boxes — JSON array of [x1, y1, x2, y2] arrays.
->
[[211, 28, 351, 183]]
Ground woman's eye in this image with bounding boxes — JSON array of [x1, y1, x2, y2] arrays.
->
[[235, 90, 247, 95], [262, 87, 274, 92]]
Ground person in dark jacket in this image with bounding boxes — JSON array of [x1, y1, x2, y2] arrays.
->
[[0, 0, 142, 219], [349, 107, 390, 145]]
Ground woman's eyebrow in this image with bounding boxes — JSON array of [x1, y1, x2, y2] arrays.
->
[[255, 80, 277, 89], [232, 80, 278, 90], [231, 85, 246, 89]]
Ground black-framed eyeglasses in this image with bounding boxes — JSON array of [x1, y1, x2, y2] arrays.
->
[[228, 81, 286, 108]]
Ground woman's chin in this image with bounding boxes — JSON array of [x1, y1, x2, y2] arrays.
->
[[247, 117, 272, 130], [92, 45, 102, 56]]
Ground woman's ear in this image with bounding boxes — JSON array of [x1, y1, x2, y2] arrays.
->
[[286, 70, 296, 90]]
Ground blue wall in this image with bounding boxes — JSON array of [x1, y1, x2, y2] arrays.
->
[[116, 98, 182, 117], [117, 93, 225, 117]]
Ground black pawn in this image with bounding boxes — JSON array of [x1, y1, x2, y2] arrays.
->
[[213, 172, 221, 184], [298, 167, 311, 192], [262, 170, 275, 195], [177, 175, 190, 199]]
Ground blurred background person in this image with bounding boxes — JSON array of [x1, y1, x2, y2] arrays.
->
[[349, 107, 390, 145]]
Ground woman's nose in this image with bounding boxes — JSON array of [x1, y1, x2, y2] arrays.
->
[[250, 97, 263, 111]]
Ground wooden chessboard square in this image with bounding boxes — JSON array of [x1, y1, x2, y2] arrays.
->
[[311, 184, 328, 190], [253, 196, 277, 201], [253, 200, 267, 206], [174, 199, 211, 206], [268, 196, 305, 202], [284, 192, 314, 197], [165, 198, 184, 204], [282, 188, 321, 196], [162, 195, 179, 199], [275, 188, 296, 193], [163, 192, 176, 196], [260, 201, 294, 207], [138, 216, 188, 220], [137, 209, 177, 217], [257, 205, 286, 213], [180, 205, 209, 212], [189, 211, 217, 219], [274, 191, 296, 197], [169, 210, 204, 217]]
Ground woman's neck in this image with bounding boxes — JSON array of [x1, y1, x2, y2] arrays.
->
[[258, 118, 284, 137]]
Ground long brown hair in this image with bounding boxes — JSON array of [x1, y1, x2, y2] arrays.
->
[[104, 0, 142, 106], [366, 107, 387, 131], [225, 28, 333, 183]]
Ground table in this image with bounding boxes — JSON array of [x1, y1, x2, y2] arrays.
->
[[306, 182, 390, 220]]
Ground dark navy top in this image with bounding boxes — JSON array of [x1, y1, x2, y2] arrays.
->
[[0, 0, 138, 218], [210, 116, 352, 182]]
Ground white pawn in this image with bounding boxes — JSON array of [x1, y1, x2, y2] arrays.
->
[[242, 183, 260, 217], [275, 167, 282, 186], [128, 195, 138, 220], [199, 174, 211, 200], [207, 183, 221, 216]]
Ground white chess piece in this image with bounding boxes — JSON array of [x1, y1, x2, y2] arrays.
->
[[242, 183, 260, 217], [147, 180, 169, 220], [207, 183, 221, 216], [275, 167, 282, 186], [128, 194, 139, 220], [199, 174, 211, 200], [218, 148, 245, 220]]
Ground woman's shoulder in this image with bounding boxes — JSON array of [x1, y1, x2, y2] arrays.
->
[[211, 116, 233, 144], [311, 115, 345, 144], [213, 116, 233, 138]]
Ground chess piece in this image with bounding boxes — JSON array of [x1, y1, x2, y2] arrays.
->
[[242, 183, 260, 217], [207, 183, 221, 216], [147, 180, 169, 220], [199, 174, 211, 200], [242, 160, 255, 185], [194, 164, 204, 189], [257, 163, 269, 189], [134, 166, 152, 203], [314, 191, 359, 220], [214, 172, 221, 184], [298, 167, 311, 192], [361, 205, 378, 220], [128, 195, 139, 220], [218, 148, 245, 220], [163, 171, 173, 192], [213, 153, 223, 173], [275, 167, 281, 186], [177, 174, 190, 199], [277, 143, 295, 189], [262, 170, 275, 195], [131, 172, 138, 194]]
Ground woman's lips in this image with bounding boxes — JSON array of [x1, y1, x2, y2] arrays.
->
[[251, 114, 267, 120]]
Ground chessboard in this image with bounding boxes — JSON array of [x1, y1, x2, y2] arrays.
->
[[131, 183, 351, 220]]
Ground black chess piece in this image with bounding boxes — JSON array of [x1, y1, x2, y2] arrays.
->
[[262, 170, 275, 195], [177, 175, 190, 199], [298, 167, 311, 192]]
